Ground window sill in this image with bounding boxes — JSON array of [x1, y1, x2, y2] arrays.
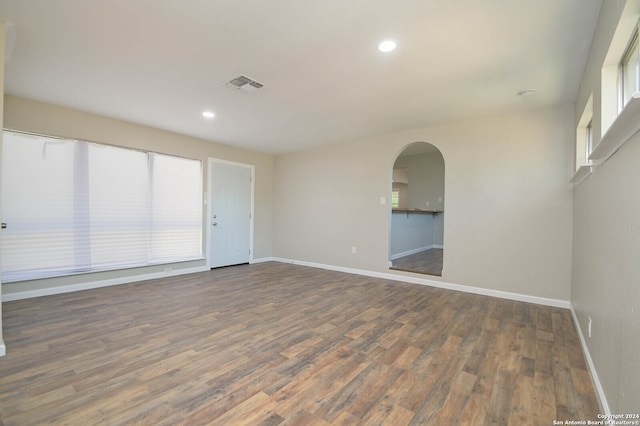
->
[[1, 257, 206, 284], [571, 165, 593, 186], [589, 91, 640, 164]]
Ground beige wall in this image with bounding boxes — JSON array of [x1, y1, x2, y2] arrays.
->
[[2, 95, 274, 296], [394, 150, 445, 210], [274, 105, 574, 300], [572, 0, 640, 413]]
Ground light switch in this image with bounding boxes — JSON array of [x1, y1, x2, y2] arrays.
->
[[380, 197, 386, 205]]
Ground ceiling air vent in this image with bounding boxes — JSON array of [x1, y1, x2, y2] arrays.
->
[[226, 75, 264, 93]]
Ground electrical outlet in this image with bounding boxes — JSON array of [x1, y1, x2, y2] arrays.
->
[[588, 317, 592, 338], [352, 246, 357, 254]]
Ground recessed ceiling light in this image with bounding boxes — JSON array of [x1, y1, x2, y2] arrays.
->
[[202, 111, 215, 119], [517, 89, 536, 96], [378, 40, 397, 53]]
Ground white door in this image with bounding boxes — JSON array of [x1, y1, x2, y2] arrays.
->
[[210, 161, 252, 268]]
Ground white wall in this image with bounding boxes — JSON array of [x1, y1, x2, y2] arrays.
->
[[274, 105, 574, 301], [571, 0, 640, 413], [0, 23, 7, 356], [1, 96, 274, 298]]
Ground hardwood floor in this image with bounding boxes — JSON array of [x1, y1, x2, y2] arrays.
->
[[391, 249, 443, 276], [0, 262, 599, 425]]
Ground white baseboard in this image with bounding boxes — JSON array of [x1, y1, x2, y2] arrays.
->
[[389, 245, 443, 261], [2, 265, 210, 302], [570, 304, 610, 415], [0, 341, 5, 357], [390, 246, 431, 260], [271, 257, 570, 309], [5, 255, 569, 308], [250, 257, 275, 264]]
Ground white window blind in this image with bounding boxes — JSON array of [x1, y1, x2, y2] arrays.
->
[[1, 130, 203, 282]]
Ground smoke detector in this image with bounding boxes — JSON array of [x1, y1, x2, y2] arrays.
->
[[226, 75, 264, 93]]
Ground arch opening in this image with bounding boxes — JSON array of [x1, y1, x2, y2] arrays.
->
[[389, 142, 445, 276]]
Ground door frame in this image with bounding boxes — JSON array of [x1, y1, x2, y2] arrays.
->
[[206, 158, 255, 269]]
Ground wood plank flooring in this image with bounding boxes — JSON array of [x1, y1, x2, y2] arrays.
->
[[0, 262, 599, 425], [390, 249, 443, 276]]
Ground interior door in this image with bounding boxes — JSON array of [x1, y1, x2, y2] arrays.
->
[[210, 161, 252, 268]]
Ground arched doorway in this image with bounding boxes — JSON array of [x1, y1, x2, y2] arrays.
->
[[389, 142, 445, 276]]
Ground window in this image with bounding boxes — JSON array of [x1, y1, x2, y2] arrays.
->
[[391, 188, 399, 208], [585, 119, 593, 158], [601, 9, 640, 136], [1, 131, 203, 282], [575, 94, 593, 170], [620, 24, 639, 111]]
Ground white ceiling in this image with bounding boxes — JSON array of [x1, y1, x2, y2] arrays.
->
[[1, 0, 603, 155]]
